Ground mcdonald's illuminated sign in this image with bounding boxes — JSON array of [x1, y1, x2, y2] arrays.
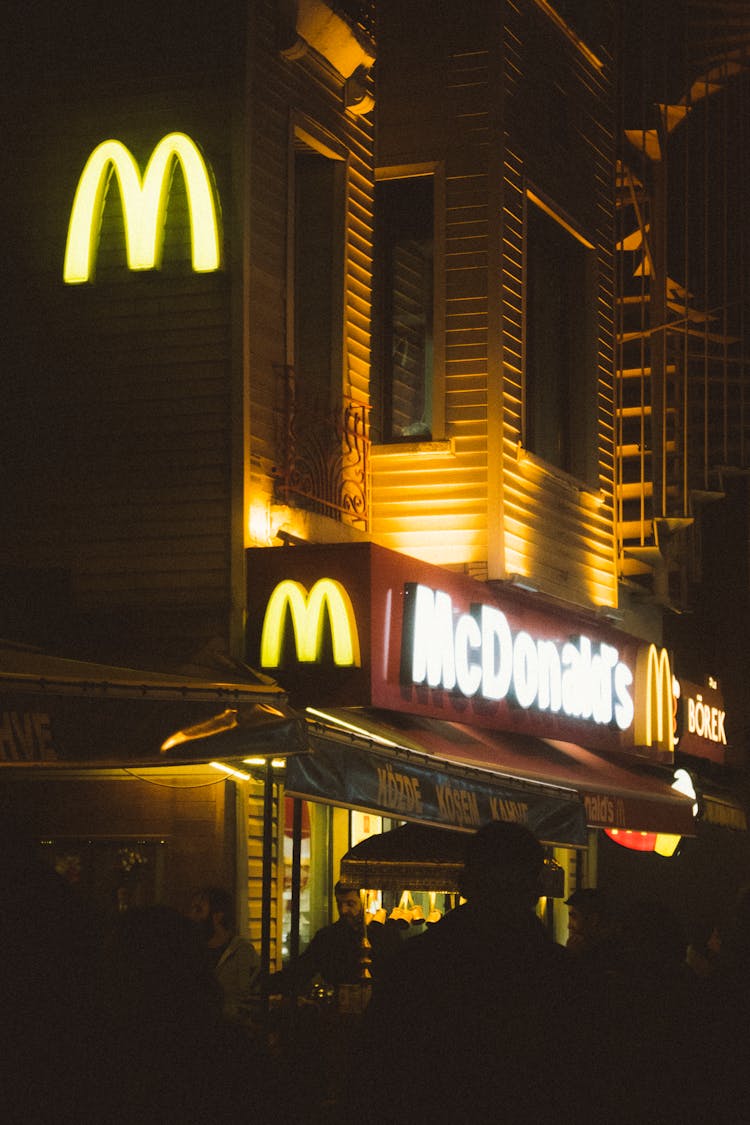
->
[[260, 579, 361, 668], [63, 132, 221, 284], [634, 644, 675, 758]]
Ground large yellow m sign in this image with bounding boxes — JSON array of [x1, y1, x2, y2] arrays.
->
[[260, 579, 361, 668], [634, 643, 675, 758], [64, 132, 221, 284]]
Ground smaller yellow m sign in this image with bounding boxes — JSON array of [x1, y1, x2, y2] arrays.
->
[[634, 643, 675, 757], [260, 579, 361, 668], [64, 132, 221, 284]]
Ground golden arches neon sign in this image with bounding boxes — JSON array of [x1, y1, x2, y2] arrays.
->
[[634, 643, 675, 757], [63, 132, 221, 284], [260, 579, 361, 668]]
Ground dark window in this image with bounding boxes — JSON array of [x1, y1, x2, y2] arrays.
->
[[525, 196, 596, 481], [294, 148, 343, 414], [372, 176, 434, 443]]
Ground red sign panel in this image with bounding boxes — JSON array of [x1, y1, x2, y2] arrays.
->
[[246, 543, 667, 759], [675, 678, 727, 765]]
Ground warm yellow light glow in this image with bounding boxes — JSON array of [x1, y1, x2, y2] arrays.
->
[[672, 767, 699, 816], [306, 707, 401, 748], [365, 890, 383, 916], [653, 833, 681, 857], [260, 579, 361, 668], [161, 708, 238, 751], [369, 442, 487, 566], [64, 132, 221, 283], [634, 644, 674, 756], [580, 489, 606, 509], [426, 890, 442, 924], [242, 756, 286, 768], [210, 761, 251, 781], [248, 502, 271, 546]]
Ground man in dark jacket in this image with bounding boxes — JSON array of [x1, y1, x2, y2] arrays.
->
[[269, 881, 402, 1119], [353, 822, 580, 1125], [272, 881, 401, 997]]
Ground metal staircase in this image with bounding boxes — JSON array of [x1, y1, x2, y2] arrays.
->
[[615, 33, 749, 608]]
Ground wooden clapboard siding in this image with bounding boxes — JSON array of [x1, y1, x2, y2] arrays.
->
[[498, 0, 617, 606], [247, 0, 374, 492], [371, 0, 616, 607], [0, 0, 242, 646], [0, 769, 235, 918], [23, 94, 237, 621], [371, 28, 492, 566], [346, 164, 374, 403], [246, 779, 285, 968], [370, 440, 488, 565], [246, 5, 297, 483], [501, 146, 526, 443]]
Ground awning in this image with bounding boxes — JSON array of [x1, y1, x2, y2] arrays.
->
[[0, 641, 285, 700], [692, 778, 748, 831], [339, 821, 567, 896], [341, 822, 470, 891], [159, 703, 308, 762], [301, 707, 696, 837], [0, 643, 308, 767], [287, 721, 588, 848]]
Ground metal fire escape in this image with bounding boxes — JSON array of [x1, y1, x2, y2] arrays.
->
[[615, 3, 750, 609]]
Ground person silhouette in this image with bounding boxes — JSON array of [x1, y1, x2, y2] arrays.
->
[[93, 905, 274, 1124], [353, 821, 578, 1125], [189, 886, 260, 1027]]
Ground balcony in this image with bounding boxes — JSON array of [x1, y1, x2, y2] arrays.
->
[[272, 365, 369, 532]]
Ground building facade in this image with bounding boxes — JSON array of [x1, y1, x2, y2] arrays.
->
[[1, 0, 747, 974]]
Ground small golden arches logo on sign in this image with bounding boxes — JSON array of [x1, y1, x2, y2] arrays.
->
[[634, 643, 674, 757], [260, 578, 361, 668]]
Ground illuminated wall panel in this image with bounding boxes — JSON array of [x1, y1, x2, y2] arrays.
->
[[372, 1, 617, 609]]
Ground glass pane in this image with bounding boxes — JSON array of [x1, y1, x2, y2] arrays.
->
[[374, 176, 434, 442]]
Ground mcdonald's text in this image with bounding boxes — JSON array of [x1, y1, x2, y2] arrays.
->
[[403, 583, 634, 731]]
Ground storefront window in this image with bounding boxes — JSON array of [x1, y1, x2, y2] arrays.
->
[[281, 797, 333, 957], [351, 809, 382, 847], [38, 836, 166, 919]]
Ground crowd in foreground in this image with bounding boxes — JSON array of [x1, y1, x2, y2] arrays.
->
[[4, 821, 750, 1124]]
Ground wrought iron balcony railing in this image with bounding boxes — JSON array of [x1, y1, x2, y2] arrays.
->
[[272, 365, 370, 531]]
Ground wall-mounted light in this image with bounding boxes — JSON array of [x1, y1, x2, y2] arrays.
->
[[248, 501, 291, 547], [345, 67, 375, 115], [506, 572, 538, 594], [210, 761, 251, 781], [306, 707, 401, 748], [672, 768, 699, 816], [596, 605, 624, 625], [248, 502, 272, 546]]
